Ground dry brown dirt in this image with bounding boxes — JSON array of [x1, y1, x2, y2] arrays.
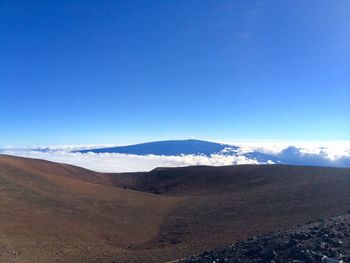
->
[[0, 155, 350, 262]]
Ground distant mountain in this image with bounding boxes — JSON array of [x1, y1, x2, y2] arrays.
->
[[76, 139, 350, 168], [78, 139, 234, 156]]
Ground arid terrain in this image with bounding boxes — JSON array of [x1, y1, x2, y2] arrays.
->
[[0, 154, 350, 262], [178, 214, 350, 262]]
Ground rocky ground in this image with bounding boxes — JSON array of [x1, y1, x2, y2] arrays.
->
[[2, 156, 350, 263], [177, 213, 350, 263]]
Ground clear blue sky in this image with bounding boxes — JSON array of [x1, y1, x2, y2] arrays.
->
[[1, 0, 349, 147]]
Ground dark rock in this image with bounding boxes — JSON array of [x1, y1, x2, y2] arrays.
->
[[178, 214, 350, 263]]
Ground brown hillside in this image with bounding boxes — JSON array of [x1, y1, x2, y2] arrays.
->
[[0, 155, 350, 262]]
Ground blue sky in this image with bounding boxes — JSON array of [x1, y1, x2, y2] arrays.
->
[[1, 0, 349, 147]]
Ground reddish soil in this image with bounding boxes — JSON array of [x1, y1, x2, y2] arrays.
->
[[0, 155, 349, 262]]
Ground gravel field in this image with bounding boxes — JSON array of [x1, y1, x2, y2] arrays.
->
[[178, 214, 350, 263]]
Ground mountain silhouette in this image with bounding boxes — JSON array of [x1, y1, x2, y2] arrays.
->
[[78, 139, 230, 156]]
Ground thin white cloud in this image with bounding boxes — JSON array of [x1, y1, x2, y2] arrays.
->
[[1, 142, 349, 173], [0, 150, 260, 173]]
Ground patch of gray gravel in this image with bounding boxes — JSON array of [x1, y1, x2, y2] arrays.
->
[[177, 213, 350, 263]]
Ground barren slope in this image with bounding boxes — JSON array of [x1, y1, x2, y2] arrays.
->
[[0, 155, 181, 262], [178, 214, 350, 262], [1, 155, 350, 262], [111, 165, 350, 258]]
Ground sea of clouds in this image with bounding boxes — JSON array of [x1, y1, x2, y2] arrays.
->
[[1, 142, 349, 173]]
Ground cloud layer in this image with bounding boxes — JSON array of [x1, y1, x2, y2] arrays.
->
[[1, 142, 349, 173], [0, 149, 261, 172]]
